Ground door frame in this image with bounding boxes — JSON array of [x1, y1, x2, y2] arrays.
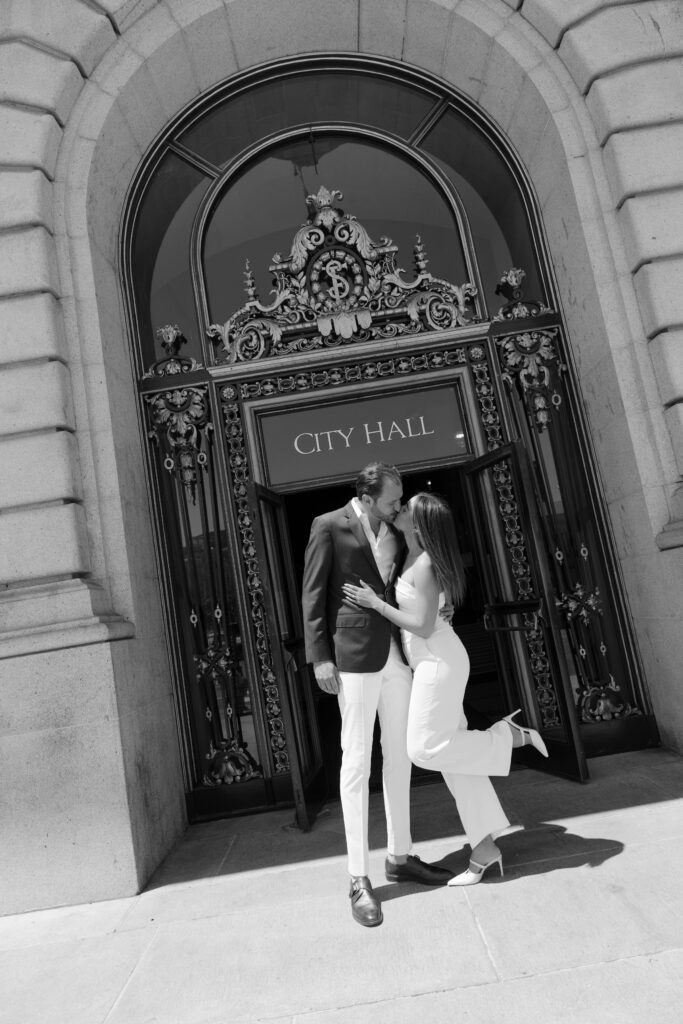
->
[[139, 318, 656, 818], [237, 348, 488, 493], [461, 442, 589, 780], [247, 481, 326, 829]]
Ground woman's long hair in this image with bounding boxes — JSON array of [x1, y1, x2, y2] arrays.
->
[[412, 492, 466, 608]]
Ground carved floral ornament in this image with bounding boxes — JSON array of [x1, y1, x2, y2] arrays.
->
[[143, 324, 202, 378], [490, 458, 560, 727], [494, 267, 552, 321], [196, 638, 262, 786], [496, 327, 565, 430], [555, 582, 602, 627], [206, 186, 479, 362], [144, 385, 210, 501]]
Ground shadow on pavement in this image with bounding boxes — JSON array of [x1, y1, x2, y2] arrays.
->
[[373, 822, 624, 903], [144, 750, 680, 891]]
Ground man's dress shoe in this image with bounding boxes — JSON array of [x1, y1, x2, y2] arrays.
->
[[349, 875, 383, 927], [385, 855, 453, 885]]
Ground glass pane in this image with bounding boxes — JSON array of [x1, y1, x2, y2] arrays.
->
[[132, 152, 210, 368], [179, 452, 262, 783], [506, 378, 646, 723], [179, 72, 436, 167], [257, 494, 320, 782], [259, 499, 295, 642], [204, 134, 468, 325], [420, 109, 544, 315]]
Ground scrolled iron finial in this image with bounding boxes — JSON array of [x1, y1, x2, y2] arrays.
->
[[495, 268, 526, 304], [213, 189, 478, 363], [306, 186, 343, 214], [244, 259, 258, 302], [156, 324, 186, 358], [413, 235, 429, 274]]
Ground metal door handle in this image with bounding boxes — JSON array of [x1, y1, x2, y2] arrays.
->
[[483, 600, 543, 633]]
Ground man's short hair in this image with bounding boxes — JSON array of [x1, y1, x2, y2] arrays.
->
[[355, 462, 402, 500]]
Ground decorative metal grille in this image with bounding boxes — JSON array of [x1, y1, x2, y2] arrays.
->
[[494, 267, 553, 321], [468, 344, 503, 451], [143, 331, 265, 785], [207, 186, 478, 363], [124, 60, 658, 816], [496, 328, 564, 431], [219, 384, 290, 772], [492, 272, 644, 724], [138, 227, 652, 808], [238, 347, 468, 400], [489, 457, 561, 728]]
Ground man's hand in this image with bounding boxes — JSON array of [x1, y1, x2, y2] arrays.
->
[[440, 600, 454, 623], [314, 660, 341, 694]]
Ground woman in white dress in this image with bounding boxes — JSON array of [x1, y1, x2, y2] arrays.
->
[[342, 491, 547, 885]]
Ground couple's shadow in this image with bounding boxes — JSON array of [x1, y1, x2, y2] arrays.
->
[[372, 823, 624, 903]]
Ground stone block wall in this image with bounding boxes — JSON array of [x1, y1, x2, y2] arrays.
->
[[0, 0, 681, 911], [0, 0, 186, 913]]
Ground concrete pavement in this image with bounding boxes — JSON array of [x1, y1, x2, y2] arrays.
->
[[3, 747, 683, 1023]]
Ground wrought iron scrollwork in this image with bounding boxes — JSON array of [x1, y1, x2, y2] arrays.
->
[[578, 676, 631, 722], [220, 385, 290, 773], [144, 368, 264, 785], [492, 270, 563, 430], [145, 386, 210, 502], [490, 459, 560, 727], [143, 325, 209, 501], [555, 582, 602, 626], [496, 327, 565, 430], [204, 738, 261, 785], [491, 276, 645, 724], [197, 635, 262, 786], [553, 543, 642, 723], [238, 347, 467, 399], [208, 187, 478, 362], [143, 324, 203, 378], [494, 268, 552, 321], [469, 346, 503, 451]]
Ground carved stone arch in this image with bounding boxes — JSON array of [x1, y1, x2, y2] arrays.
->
[[54, 25, 567, 595], [58, 8, 653, 632]]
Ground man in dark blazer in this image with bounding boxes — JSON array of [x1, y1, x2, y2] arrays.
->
[[302, 462, 452, 927]]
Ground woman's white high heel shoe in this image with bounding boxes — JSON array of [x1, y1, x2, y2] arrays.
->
[[447, 852, 504, 887], [504, 709, 549, 758]]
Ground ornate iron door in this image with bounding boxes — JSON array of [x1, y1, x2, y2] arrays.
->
[[248, 482, 325, 829], [462, 443, 589, 781], [136, 183, 657, 818]]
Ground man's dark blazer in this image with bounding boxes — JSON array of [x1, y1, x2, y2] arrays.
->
[[302, 501, 406, 673]]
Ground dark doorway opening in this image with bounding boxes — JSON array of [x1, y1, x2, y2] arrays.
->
[[282, 464, 510, 798]]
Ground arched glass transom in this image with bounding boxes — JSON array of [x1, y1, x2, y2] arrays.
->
[[127, 58, 549, 373]]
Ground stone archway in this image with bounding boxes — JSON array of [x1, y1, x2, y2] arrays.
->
[[1, 0, 682, 911]]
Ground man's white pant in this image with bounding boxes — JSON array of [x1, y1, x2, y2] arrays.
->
[[337, 643, 413, 878]]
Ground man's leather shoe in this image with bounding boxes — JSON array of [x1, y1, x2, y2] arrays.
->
[[349, 875, 383, 927], [385, 855, 453, 885]]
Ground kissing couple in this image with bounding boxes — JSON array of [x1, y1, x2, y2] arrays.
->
[[302, 461, 547, 927]]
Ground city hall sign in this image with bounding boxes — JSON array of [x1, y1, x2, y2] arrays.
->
[[258, 384, 469, 488]]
